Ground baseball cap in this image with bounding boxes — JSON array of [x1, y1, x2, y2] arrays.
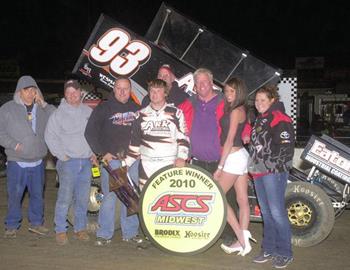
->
[[64, 80, 81, 91], [159, 64, 174, 74]]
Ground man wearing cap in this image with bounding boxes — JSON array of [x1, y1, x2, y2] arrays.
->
[[45, 80, 96, 245], [0, 75, 55, 239], [141, 64, 189, 108]]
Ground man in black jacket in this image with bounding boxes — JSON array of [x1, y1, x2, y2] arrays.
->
[[85, 77, 141, 246]]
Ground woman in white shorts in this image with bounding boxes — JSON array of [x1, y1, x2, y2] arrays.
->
[[213, 78, 253, 257], [223, 147, 249, 175]]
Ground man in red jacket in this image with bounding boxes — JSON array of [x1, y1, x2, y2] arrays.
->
[[179, 68, 224, 172], [179, 68, 237, 245]]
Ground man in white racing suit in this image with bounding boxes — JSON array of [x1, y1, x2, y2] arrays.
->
[[124, 79, 190, 190]]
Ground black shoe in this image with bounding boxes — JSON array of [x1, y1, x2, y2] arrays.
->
[[253, 251, 273, 263], [272, 255, 293, 268], [122, 235, 143, 244], [95, 237, 111, 246]]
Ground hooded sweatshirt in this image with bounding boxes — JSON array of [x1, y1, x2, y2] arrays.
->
[[45, 98, 93, 161], [84, 94, 140, 156], [0, 76, 55, 162]]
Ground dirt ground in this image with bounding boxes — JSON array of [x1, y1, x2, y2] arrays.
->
[[0, 170, 349, 270]]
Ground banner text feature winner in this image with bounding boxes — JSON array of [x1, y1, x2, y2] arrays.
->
[[140, 165, 227, 255]]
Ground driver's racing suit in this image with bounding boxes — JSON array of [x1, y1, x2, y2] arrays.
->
[[124, 103, 190, 190]]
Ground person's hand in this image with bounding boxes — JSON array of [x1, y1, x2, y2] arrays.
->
[[90, 154, 98, 166], [174, 158, 186, 168], [242, 135, 250, 144], [15, 143, 23, 152], [34, 90, 46, 107], [102, 152, 116, 163], [213, 169, 222, 181]]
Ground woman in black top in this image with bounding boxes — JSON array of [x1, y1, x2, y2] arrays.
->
[[213, 78, 254, 256]]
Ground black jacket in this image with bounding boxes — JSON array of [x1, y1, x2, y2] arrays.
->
[[249, 101, 295, 174], [84, 94, 140, 156]]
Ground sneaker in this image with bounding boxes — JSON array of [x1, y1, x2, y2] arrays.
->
[[73, 230, 90, 241], [253, 251, 273, 263], [56, 232, 68, 246], [28, 225, 49, 236], [95, 237, 112, 246], [4, 229, 17, 239], [272, 255, 293, 268], [122, 235, 143, 244]]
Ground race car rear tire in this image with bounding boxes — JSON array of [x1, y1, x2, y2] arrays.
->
[[286, 182, 335, 247], [67, 179, 121, 233]]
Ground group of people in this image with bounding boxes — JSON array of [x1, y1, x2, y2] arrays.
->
[[0, 64, 295, 268]]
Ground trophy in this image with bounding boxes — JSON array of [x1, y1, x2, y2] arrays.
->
[[100, 154, 140, 216]]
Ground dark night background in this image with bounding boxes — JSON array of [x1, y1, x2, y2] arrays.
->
[[1, 0, 350, 80]]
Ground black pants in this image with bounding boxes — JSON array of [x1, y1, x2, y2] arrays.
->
[[191, 158, 237, 244], [191, 159, 219, 174]]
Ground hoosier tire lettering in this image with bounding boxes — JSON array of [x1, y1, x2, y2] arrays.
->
[[184, 231, 210, 239], [286, 182, 335, 247]]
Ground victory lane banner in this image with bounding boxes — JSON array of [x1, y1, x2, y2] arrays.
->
[[139, 164, 227, 255]]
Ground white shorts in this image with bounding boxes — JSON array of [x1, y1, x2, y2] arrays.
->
[[223, 147, 249, 175]]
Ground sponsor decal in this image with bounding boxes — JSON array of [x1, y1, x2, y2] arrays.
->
[[142, 120, 170, 135], [280, 131, 290, 139], [140, 165, 226, 254], [256, 126, 262, 133], [79, 63, 92, 78], [99, 73, 115, 88], [109, 112, 136, 126], [302, 136, 350, 184]]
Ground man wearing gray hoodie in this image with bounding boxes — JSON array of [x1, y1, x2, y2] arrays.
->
[[0, 75, 55, 239], [45, 80, 96, 245]]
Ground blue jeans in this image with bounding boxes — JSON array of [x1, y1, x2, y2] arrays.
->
[[55, 158, 91, 233], [254, 172, 293, 258], [5, 161, 45, 229], [97, 159, 140, 240]]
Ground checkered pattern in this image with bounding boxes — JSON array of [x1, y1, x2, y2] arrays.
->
[[83, 91, 103, 100], [77, 80, 103, 101], [278, 77, 297, 134]]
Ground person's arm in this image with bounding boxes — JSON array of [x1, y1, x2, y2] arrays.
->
[[0, 107, 18, 150], [44, 112, 67, 161], [270, 115, 295, 165], [241, 122, 252, 144], [213, 109, 242, 180], [178, 99, 192, 135], [124, 114, 142, 167], [84, 106, 104, 155], [35, 89, 56, 114], [175, 109, 190, 167]]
